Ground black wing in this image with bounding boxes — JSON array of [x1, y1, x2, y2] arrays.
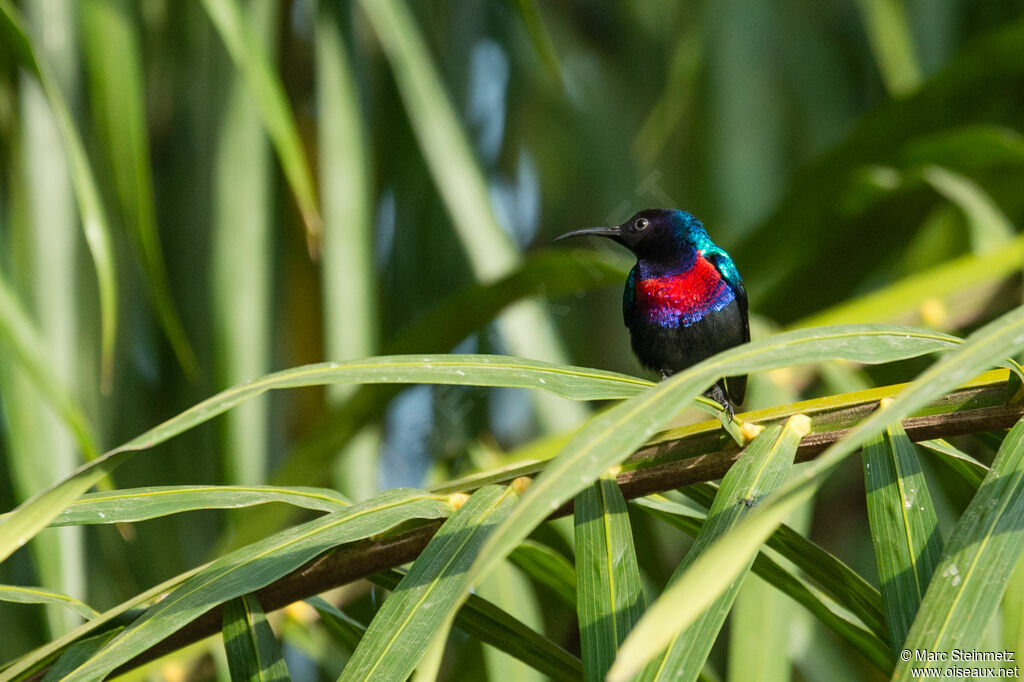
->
[[707, 253, 749, 406]]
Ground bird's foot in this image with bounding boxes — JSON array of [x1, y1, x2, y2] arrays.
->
[[701, 383, 747, 444], [704, 383, 732, 419]]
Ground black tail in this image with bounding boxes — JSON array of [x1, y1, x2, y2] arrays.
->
[[725, 374, 747, 406]]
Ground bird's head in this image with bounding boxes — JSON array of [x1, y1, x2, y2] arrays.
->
[[555, 209, 706, 262]]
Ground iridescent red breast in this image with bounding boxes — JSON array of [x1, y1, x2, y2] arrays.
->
[[634, 254, 735, 328]]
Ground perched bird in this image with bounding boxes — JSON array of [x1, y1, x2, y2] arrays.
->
[[556, 208, 748, 416]]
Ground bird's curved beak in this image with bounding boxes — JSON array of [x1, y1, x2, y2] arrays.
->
[[554, 226, 623, 243]]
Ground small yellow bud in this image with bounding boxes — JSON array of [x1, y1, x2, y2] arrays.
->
[[740, 421, 765, 441], [511, 477, 533, 495], [606, 465, 622, 478], [786, 413, 812, 438], [879, 397, 895, 409], [447, 492, 471, 510]]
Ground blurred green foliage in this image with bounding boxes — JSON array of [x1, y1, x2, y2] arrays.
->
[[1, 0, 1024, 679]]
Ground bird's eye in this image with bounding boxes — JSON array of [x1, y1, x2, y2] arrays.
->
[[634, 218, 649, 230]]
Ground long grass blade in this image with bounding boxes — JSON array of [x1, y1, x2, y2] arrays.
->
[[917, 439, 988, 491], [79, 0, 199, 379], [607, 304, 1024, 681], [5, 0, 86, 636], [893, 418, 1024, 678], [634, 498, 892, 671], [671, 484, 888, 641], [222, 594, 290, 681], [369, 570, 583, 680], [0, 0, 117, 388], [0, 563, 209, 681], [509, 540, 577, 608], [200, 0, 322, 248], [28, 485, 350, 526], [512, 0, 565, 87], [39, 630, 120, 682], [920, 165, 1015, 253], [855, 0, 921, 96], [357, 0, 585, 431], [0, 354, 648, 564], [862, 407, 943, 648], [733, 20, 1024, 321], [0, 275, 99, 459], [317, 1, 380, 499], [211, 0, 275, 485], [636, 417, 809, 682], [61, 489, 450, 680], [574, 473, 643, 682], [453, 324, 963, 638], [308, 597, 365, 653], [477, 560, 545, 681], [267, 250, 627, 502], [794, 231, 1024, 329], [338, 486, 517, 681], [0, 585, 97, 620]]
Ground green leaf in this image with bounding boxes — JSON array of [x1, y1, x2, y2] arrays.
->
[[355, 0, 515, 282], [634, 497, 892, 672], [455, 323, 962, 644], [900, 124, 1024, 171], [339, 486, 516, 681], [1003, 557, 1024, 663], [223, 594, 290, 682], [793, 231, 1024, 329], [659, 486, 888, 641], [0, 0, 118, 388], [0, 584, 97, 620], [307, 597, 366, 653], [78, 0, 199, 379], [729, 573, 792, 682], [369, 570, 582, 681], [862, 414, 943, 649], [509, 540, 577, 608], [893, 418, 1024, 679], [40, 630, 120, 682], [734, 19, 1024, 323], [512, 0, 565, 87], [124, 355, 647, 452], [0, 275, 100, 460], [746, 547, 892, 672], [854, 0, 921, 96], [356, 0, 586, 433], [210, 0, 276, 487], [635, 416, 809, 682], [919, 165, 1015, 254], [0, 563, 209, 681], [0, 354, 647, 565], [200, 0, 321, 247], [574, 473, 643, 682], [30, 485, 350, 527], [316, 1, 379, 499], [917, 439, 988, 491], [61, 489, 450, 680], [411, 627, 447, 682], [607, 304, 1024, 682], [477, 560, 545, 682], [270, 250, 628, 498]]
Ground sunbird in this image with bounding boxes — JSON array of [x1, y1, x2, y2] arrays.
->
[[556, 208, 748, 417]]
